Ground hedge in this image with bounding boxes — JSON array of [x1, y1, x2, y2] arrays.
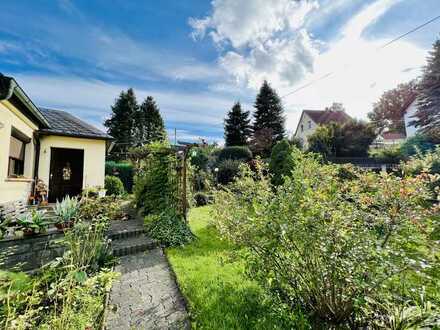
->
[[105, 161, 134, 193]]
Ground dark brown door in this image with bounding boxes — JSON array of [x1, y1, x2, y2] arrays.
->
[[49, 148, 84, 203]]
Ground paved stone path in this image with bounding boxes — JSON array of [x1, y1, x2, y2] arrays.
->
[[105, 249, 189, 330]]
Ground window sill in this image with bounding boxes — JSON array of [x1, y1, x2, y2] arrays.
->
[[5, 177, 33, 183]]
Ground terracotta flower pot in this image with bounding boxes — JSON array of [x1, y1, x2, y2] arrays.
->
[[55, 221, 74, 232], [23, 228, 36, 237]]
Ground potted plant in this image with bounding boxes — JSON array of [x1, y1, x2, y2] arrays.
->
[[54, 196, 80, 231], [97, 186, 106, 198], [16, 210, 50, 236]]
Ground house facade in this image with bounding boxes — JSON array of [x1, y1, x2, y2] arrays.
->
[[294, 109, 352, 148], [0, 74, 112, 204]]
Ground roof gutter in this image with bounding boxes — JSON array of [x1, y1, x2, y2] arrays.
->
[[0, 74, 50, 128]]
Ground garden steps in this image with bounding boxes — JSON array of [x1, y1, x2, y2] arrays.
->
[[109, 217, 158, 257]]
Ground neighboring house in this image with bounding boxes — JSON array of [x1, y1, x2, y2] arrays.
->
[[372, 131, 406, 149], [0, 74, 112, 204], [294, 109, 352, 148], [403, 96, 419, 138]]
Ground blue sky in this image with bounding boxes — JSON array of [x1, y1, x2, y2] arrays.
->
[[0, 0, 439, 143]]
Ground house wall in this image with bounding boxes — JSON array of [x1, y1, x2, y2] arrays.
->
[[0, 101, 37, 204], [294, 112, 317, 148], [404, 100, 418, 138], [38, 135, 106, 197]]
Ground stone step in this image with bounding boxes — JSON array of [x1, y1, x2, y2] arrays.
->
[[109, 227, 145, 240], [111, 236, 157, 257]]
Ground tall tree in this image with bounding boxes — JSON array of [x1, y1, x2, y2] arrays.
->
[[368, 81, 417, 133], [308, 120, 376, 157], [224, 102, 251, 146], [253, 80, 285, 142], [135, 96, 167, 145], [412, 39, 440, 141], [104, 88, 138, 159]]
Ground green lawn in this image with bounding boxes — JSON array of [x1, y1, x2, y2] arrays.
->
[[167, 206, 307, 329]]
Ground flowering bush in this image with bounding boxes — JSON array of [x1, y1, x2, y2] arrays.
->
[[213, 152, 440, 327]]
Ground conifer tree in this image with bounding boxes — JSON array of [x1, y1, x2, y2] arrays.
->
[[104, 88, 138, 159], [224, 102, 251, 146], [135, 96, 167, 145], [253, 80, 285, 142], [412, 39, 440, 140]]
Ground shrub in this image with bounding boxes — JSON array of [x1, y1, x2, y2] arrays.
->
[[133, 142, 179, 215], [194, 192, 209, 206], [213, 153, 438, 327], [217, 146, 252, 163], [78, 197, 127, 221], [369, 145, 403, 163], [145, 210, 195, 247], [105, 175, 125, 196], [217, 159, 242, 185], [190, 147, 210, 171], [400, 134, 436, 158], [269, 139, 297, 186], [105, 161, 134, 192]]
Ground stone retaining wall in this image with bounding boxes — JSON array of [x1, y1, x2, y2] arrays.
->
[[0, 228, 65, 272]]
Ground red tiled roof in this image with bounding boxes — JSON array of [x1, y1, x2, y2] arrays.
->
[[381, 131, 406, 140], [303, 110, 352, 125]]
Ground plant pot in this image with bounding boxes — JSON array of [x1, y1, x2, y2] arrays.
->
[[55, 221, 74, 232], [23, 229, 36, 237]]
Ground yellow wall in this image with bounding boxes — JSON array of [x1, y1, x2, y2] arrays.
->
[[0, 101, 38, 204], [38, 135, 106, 199]]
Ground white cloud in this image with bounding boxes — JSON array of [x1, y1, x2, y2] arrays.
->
[[192, 0, 429, 135], [190, 0, 319, 88]]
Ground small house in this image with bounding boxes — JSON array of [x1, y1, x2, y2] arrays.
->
[[0, 74, 112, 204], [294, 108, 352, 148]]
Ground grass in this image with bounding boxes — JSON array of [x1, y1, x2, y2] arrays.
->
[[167, 206, 309, 329]]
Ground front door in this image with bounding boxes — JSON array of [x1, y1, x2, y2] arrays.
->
[[49, 148, 84, 203]]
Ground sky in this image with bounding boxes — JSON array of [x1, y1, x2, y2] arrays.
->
[[0, 0, 439, 143]]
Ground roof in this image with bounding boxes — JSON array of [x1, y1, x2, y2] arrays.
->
[[303, 109, 352, 125], [38, 108, 112, 140], [380, 131, 406, 140], [0, 74, 50, 127]]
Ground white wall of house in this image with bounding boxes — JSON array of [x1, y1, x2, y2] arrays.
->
[[404, 100, 418, 138], [294, 112, 317, 148], [0, 101, 37, 204], [38, 135, 106, 197]]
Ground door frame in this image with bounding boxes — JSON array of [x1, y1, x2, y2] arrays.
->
[[48, 147, 84, 202]]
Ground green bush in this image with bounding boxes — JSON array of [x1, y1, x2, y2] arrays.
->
[[217, 146, 252, 163], [213, 153, 438, 327], [145, 210, 195, 247], [217, 159, 242, 185], [369, 145, 403, 163], [269, 139, 297, 186], [105, 161, 134, 192], [400, 134, 436, 158], [194, 192, 210, 206], [133, 142, 179, 215], [105, 175, 125, 196]]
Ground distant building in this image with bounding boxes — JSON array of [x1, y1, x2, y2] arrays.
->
[[403, 96, 419, 138], [294, 109, 352, 148], [372, 131, 406, 149]]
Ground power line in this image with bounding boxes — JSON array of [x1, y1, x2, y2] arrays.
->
[[281, 14, 440, 99]]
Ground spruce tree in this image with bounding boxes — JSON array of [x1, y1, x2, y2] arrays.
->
[[412, 39, 440, 140], [253, 80, 285, 142], [104, 88, 138, 159], [224, 102, 251, 146], [135, 96, 167, 145]]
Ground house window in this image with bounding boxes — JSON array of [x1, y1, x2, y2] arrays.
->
[[8, 131, 27, 177], [308, 120, 312, 129], [301, 124, 304, 132]]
